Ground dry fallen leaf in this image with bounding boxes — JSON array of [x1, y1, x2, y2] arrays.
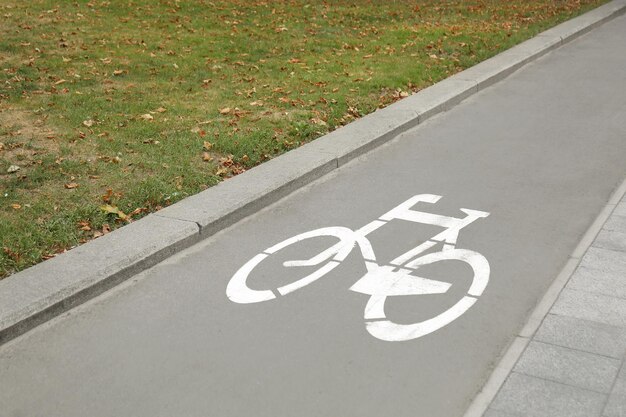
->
[[100, 204, 128, 221], [203, 141, 213, 151], [11, 203, 21, 210], [77, 220, 91, 231], [140, 113, 154, 120], [202, 152, 213, 162], [113, 69, 124, 76], [83, 119, 94, 127], [7, 165, 20, 173], [101, 188, 114, 203], [64, 182, 79, 189], [155, 107, 167, 113], [219, 107, 231, 115], [310, 117, 327, 126]]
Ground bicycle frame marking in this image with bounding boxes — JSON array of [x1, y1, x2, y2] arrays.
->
[[226, 194, 491, 342]]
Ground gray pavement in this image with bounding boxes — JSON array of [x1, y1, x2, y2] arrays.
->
[[487, 197, 626, 417], [2, 12, 626, 417]]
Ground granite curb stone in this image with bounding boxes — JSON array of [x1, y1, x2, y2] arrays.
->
[[0, 215, 199, 344]]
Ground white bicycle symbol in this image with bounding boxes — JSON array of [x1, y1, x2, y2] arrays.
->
[[227, 194, 491, 342]]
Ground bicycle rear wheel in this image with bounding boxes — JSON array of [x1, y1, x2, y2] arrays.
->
[[226, 227, 358, 304]]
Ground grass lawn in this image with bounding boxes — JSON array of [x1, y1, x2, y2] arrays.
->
[[0, 0, 607, 278]]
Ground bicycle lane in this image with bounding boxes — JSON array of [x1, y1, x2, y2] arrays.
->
[[2, 14, 626, 417]]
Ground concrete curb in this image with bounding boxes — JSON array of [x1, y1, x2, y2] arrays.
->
[[463, 175, 626, 417], [1, 0, 625, 346]]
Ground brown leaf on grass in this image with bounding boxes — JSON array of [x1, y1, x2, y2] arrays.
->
[[203, 141, 213, 151], [83, 119, 94, 127], [100, 204, 128, 222], [77, 220, 91, 231], [219, 107, 231, 115], [202, 152, 213, 162], [215, 167, 229, 177], [64, 182, 79, 189], [3, 247, 21, 262], [140, 113, 154, 120], [54, 79, 67, 85], [155, 107, 167, 113], [129, 207, 147, 217], [102, 188, 113, 203], [11, 203, 21, 210], [113, 69, 124, 76], [93, 223, 111, 238]]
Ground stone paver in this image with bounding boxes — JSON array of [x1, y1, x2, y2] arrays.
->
[[568, 247, 626, 300], [513, 341, 620, 393], [489, 373, 607, 417], [594, 228, 626, 253], [604, 363, 626, 417], [483, 409, 525, 417], [551, 288, 626, 328], [534, 314, 626, 359]]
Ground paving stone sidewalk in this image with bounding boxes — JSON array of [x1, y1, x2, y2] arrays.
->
[[486, 196, 626, 417]]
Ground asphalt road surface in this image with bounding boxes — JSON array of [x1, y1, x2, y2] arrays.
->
[[2, 14, 626, 417]]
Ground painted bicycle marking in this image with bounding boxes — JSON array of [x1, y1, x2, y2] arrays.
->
[[226, 194, 490, 342]]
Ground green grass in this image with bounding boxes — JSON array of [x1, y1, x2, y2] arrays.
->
[[0, 0, 607, 278]]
